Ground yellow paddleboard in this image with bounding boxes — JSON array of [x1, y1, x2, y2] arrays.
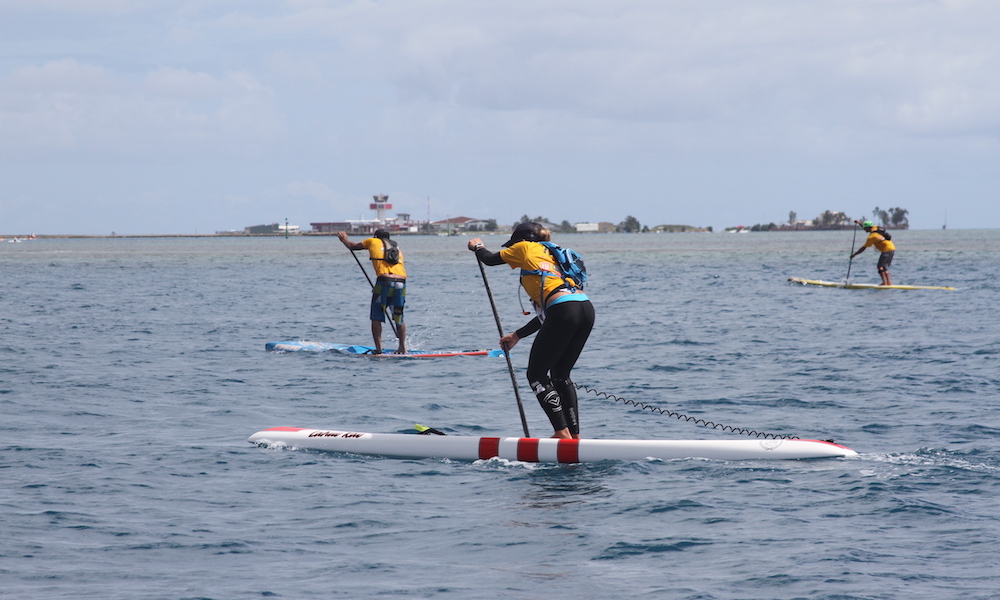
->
[[788, 277, 955, 290]]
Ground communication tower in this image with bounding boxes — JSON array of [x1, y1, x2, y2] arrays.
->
[[370, 195, 392, 224]]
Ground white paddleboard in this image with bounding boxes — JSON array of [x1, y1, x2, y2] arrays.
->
[[248, 427, 858, 462]]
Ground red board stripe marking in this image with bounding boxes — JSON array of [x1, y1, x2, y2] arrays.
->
[[557, 439, 580, 463], [479, 437, 500, 460], [263, 427, 307, 432], [517, 438, 540, 462]]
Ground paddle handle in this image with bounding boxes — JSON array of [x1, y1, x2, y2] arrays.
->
[[476, 255, 531, 438]]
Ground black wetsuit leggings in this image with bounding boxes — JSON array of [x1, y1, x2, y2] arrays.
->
[[526, 300, 595, 434]]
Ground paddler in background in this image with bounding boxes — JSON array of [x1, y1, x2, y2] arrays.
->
[[850, 219, 896, 286], [467, 222, 595, 439], [337, 228, 407, 354]]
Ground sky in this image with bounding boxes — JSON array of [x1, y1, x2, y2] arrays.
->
[[2, 0, 999, 235]]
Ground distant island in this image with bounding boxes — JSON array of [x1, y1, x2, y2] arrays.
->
[[730, 207, 910, 232], [229, 211, 712, 237]]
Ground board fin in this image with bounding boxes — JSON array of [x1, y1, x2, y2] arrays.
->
[[415, 424, 446, 436]]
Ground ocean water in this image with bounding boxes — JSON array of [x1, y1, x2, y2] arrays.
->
[[2, 230, 998, 600]]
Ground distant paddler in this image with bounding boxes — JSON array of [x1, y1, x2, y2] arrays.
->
[[337, 228, 407, 354], [849, 220, 895, 286]]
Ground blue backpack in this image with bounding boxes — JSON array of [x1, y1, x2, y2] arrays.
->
[[519, 241, 588, 309], [540, 241, 587, 290]]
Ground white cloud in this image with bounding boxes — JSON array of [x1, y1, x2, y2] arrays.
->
[[164, 0, 994, 161], [144, 67, 230, 98], [2, 0, 999, 232], [8, 58, 117, 93], [1, 59, 283, 157], [11, 1, 995, 156]]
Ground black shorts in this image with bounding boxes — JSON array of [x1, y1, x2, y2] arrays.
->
[[878, 251, 894, 270]]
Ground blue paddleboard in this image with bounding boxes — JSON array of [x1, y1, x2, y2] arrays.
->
[[265, 341, 505, 357]]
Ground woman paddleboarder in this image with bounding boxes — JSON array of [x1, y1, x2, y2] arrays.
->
[[468, 222, 595, 439], [338, 228, 407, 354], [850, 220, 895, 286]]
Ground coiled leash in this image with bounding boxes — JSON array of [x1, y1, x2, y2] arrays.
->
[[574, 384, 800, 440]]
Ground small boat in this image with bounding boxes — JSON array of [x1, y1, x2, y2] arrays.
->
[[247, 427, 858, 462], [788, 277, 955, 290], [265, 340, 505, 357]]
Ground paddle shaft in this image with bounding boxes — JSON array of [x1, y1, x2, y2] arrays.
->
[[476, 255, 531, 438], [846, 223, 859, 283], [348, 247, 399, 338]]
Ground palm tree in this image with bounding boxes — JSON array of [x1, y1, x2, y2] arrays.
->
[[873, 206, 909, 228], [889, 208, 909, 229]]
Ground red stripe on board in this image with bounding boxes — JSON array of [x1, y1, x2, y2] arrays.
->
[[557, 439, 580, 463], [479, 437, 500, 460], [262, 427, 307, 432], [517, 438, 540, 462]]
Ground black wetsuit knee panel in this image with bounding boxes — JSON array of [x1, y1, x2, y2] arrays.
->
[[531, 381, 568, 432]]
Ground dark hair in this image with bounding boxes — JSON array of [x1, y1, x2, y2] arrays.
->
[[373, 228, 390, 239], [503, 222, 550, 247]]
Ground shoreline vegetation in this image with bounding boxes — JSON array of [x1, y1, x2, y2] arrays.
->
[[1, 227, 936, 239], [735, 207, 911, 233], [5, 231, 706, 239], [2, 207, 915, 239]]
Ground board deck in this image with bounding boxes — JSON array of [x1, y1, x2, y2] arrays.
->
[[265, 340, 505, 357], [788, 277, 955, 290], [248, 426, 858, 462]]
